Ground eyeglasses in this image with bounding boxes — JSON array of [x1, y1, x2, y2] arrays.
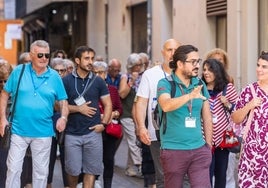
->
[[36, 53, 50, 59], [0, 80, 7, 84], [185, 59, 202, 66], [94, 70, 106, 74], [54, 69, 66, 73], [134, 63, 143, 67]]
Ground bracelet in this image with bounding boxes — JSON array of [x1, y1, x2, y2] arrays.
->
[[61, 116, 67, 121]]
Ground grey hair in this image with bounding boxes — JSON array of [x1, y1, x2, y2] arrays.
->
[[30, 40, 49, 52], [139, 52, 149, 61], [64, 59, 75, 68], [93, 61, 108, 71], [50, 58, 67, 69], [19, 52, 30, 64], [126, 53, 141, 72]]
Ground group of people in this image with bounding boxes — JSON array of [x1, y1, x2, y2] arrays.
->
[[0, 38, 268, 188]]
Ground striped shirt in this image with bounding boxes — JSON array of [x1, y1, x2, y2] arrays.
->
[[208, 83, 238, 147]]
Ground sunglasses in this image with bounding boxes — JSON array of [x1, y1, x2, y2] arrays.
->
[[37, 53, 50, 59], [0, 80, 7, 84], [54, 69, 66, 73]]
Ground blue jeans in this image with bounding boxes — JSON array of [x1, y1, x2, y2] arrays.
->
[[210, 147, 229, 188]]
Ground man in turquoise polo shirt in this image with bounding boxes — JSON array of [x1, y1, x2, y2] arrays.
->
[[157, 44, 213, 188], [0, 40, 68, 188]]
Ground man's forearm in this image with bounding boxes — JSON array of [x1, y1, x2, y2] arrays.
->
[[59, 100, 69, 118]]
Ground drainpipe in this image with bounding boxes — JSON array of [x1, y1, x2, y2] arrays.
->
[[147, 0, 152, 60], [236, 0, 242, 91]]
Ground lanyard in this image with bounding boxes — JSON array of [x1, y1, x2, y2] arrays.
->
[[161, 65, 167, 78], [30, 67, 48, 96], [178, 84, 193, 117], [75, 76, 90, 97]]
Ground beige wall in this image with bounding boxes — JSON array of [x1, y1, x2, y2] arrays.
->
[[227, 0, 258, 90], [22, 0, 261, 89]]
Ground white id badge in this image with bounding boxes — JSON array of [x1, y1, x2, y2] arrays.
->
[[74, 96, 86, 106], [212, 115, 218, 124], [185, 117, 196, 128]]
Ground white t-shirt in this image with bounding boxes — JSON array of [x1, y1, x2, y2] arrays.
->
[[136, 65, 169, 141]]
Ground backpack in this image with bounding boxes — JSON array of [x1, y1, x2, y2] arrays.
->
[[152, 76, 176, 141], [152, 76, 204, 141]]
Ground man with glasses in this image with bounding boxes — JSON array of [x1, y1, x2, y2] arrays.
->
[[157, 45, 213, 187], [106, 58, 122, 89], [0, 40, 69, 188]]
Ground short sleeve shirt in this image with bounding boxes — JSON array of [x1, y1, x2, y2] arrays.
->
[[4, 63, 67, 137], [63, 71, 109, 135], [157, 72, 210, 150]]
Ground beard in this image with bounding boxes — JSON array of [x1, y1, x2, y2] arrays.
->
[[182, 67, 199, 79], [79, 64, 93, 72]]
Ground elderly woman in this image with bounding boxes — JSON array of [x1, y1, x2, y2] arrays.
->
[[0, 60, 13, 188], [93, 61, 123, 188], [118, 53, 143, 178], [232, 51, 268, 187], [50, 57, 68, 78]]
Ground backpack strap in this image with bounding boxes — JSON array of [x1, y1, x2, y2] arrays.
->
[[161, 75, 176, 135]]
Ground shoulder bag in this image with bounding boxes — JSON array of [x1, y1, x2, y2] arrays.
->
[[0, 64, 25, 149]]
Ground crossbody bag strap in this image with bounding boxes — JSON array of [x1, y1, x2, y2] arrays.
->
[[9, 64, 26, 124], [242, 83, 256, 141]]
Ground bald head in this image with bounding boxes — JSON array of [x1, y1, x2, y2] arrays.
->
[[108, 58, 121, 78], [161, 39, 181, 65]]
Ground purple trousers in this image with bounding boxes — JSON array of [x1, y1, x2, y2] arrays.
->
[[160, 144, 212, 188]]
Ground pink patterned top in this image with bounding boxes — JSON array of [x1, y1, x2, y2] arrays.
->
[[234, 82, 268, 187]]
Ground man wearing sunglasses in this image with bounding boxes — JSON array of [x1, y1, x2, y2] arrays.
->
[[0, 40, 69, 188]]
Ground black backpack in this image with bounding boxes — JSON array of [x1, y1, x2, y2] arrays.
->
[[152, 76, 204, 141], [152, 76, 176, 141]]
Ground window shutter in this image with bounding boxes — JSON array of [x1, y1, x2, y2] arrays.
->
[[207, 0, 227, 16]]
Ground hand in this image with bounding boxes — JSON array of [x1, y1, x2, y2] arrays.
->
[[189, 85, 206, 100], [249, 97, 263, 109], [56, 117, 66, 132], [78, 101, 97, 117], [138, 127, 151, 145], [220, 96, 228, 104], [0, 118, 9, 137], [131, 72, 139, 81], [89, 124, 105, 133]]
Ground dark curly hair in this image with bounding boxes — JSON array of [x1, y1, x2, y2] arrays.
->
[[169, 45, 198, 70], [201, 58, 229, 92]]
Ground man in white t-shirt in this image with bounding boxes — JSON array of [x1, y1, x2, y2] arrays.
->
[[135, 39, 180, 188]]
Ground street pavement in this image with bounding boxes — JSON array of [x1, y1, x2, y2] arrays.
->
[[52, 137, 143, 187]]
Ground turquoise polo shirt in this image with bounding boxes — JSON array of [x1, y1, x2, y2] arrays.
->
[[157, 72, 210, 150], [4, 63, 67, 137]]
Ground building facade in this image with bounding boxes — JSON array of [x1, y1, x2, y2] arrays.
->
[[0, 0, 267, 90]]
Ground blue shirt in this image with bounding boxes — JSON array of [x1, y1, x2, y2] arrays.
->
[[4, 63, 67, 137], [157, 72, 210, 150], [105, 74, 121, 89], [63, 71, 109, 135]]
